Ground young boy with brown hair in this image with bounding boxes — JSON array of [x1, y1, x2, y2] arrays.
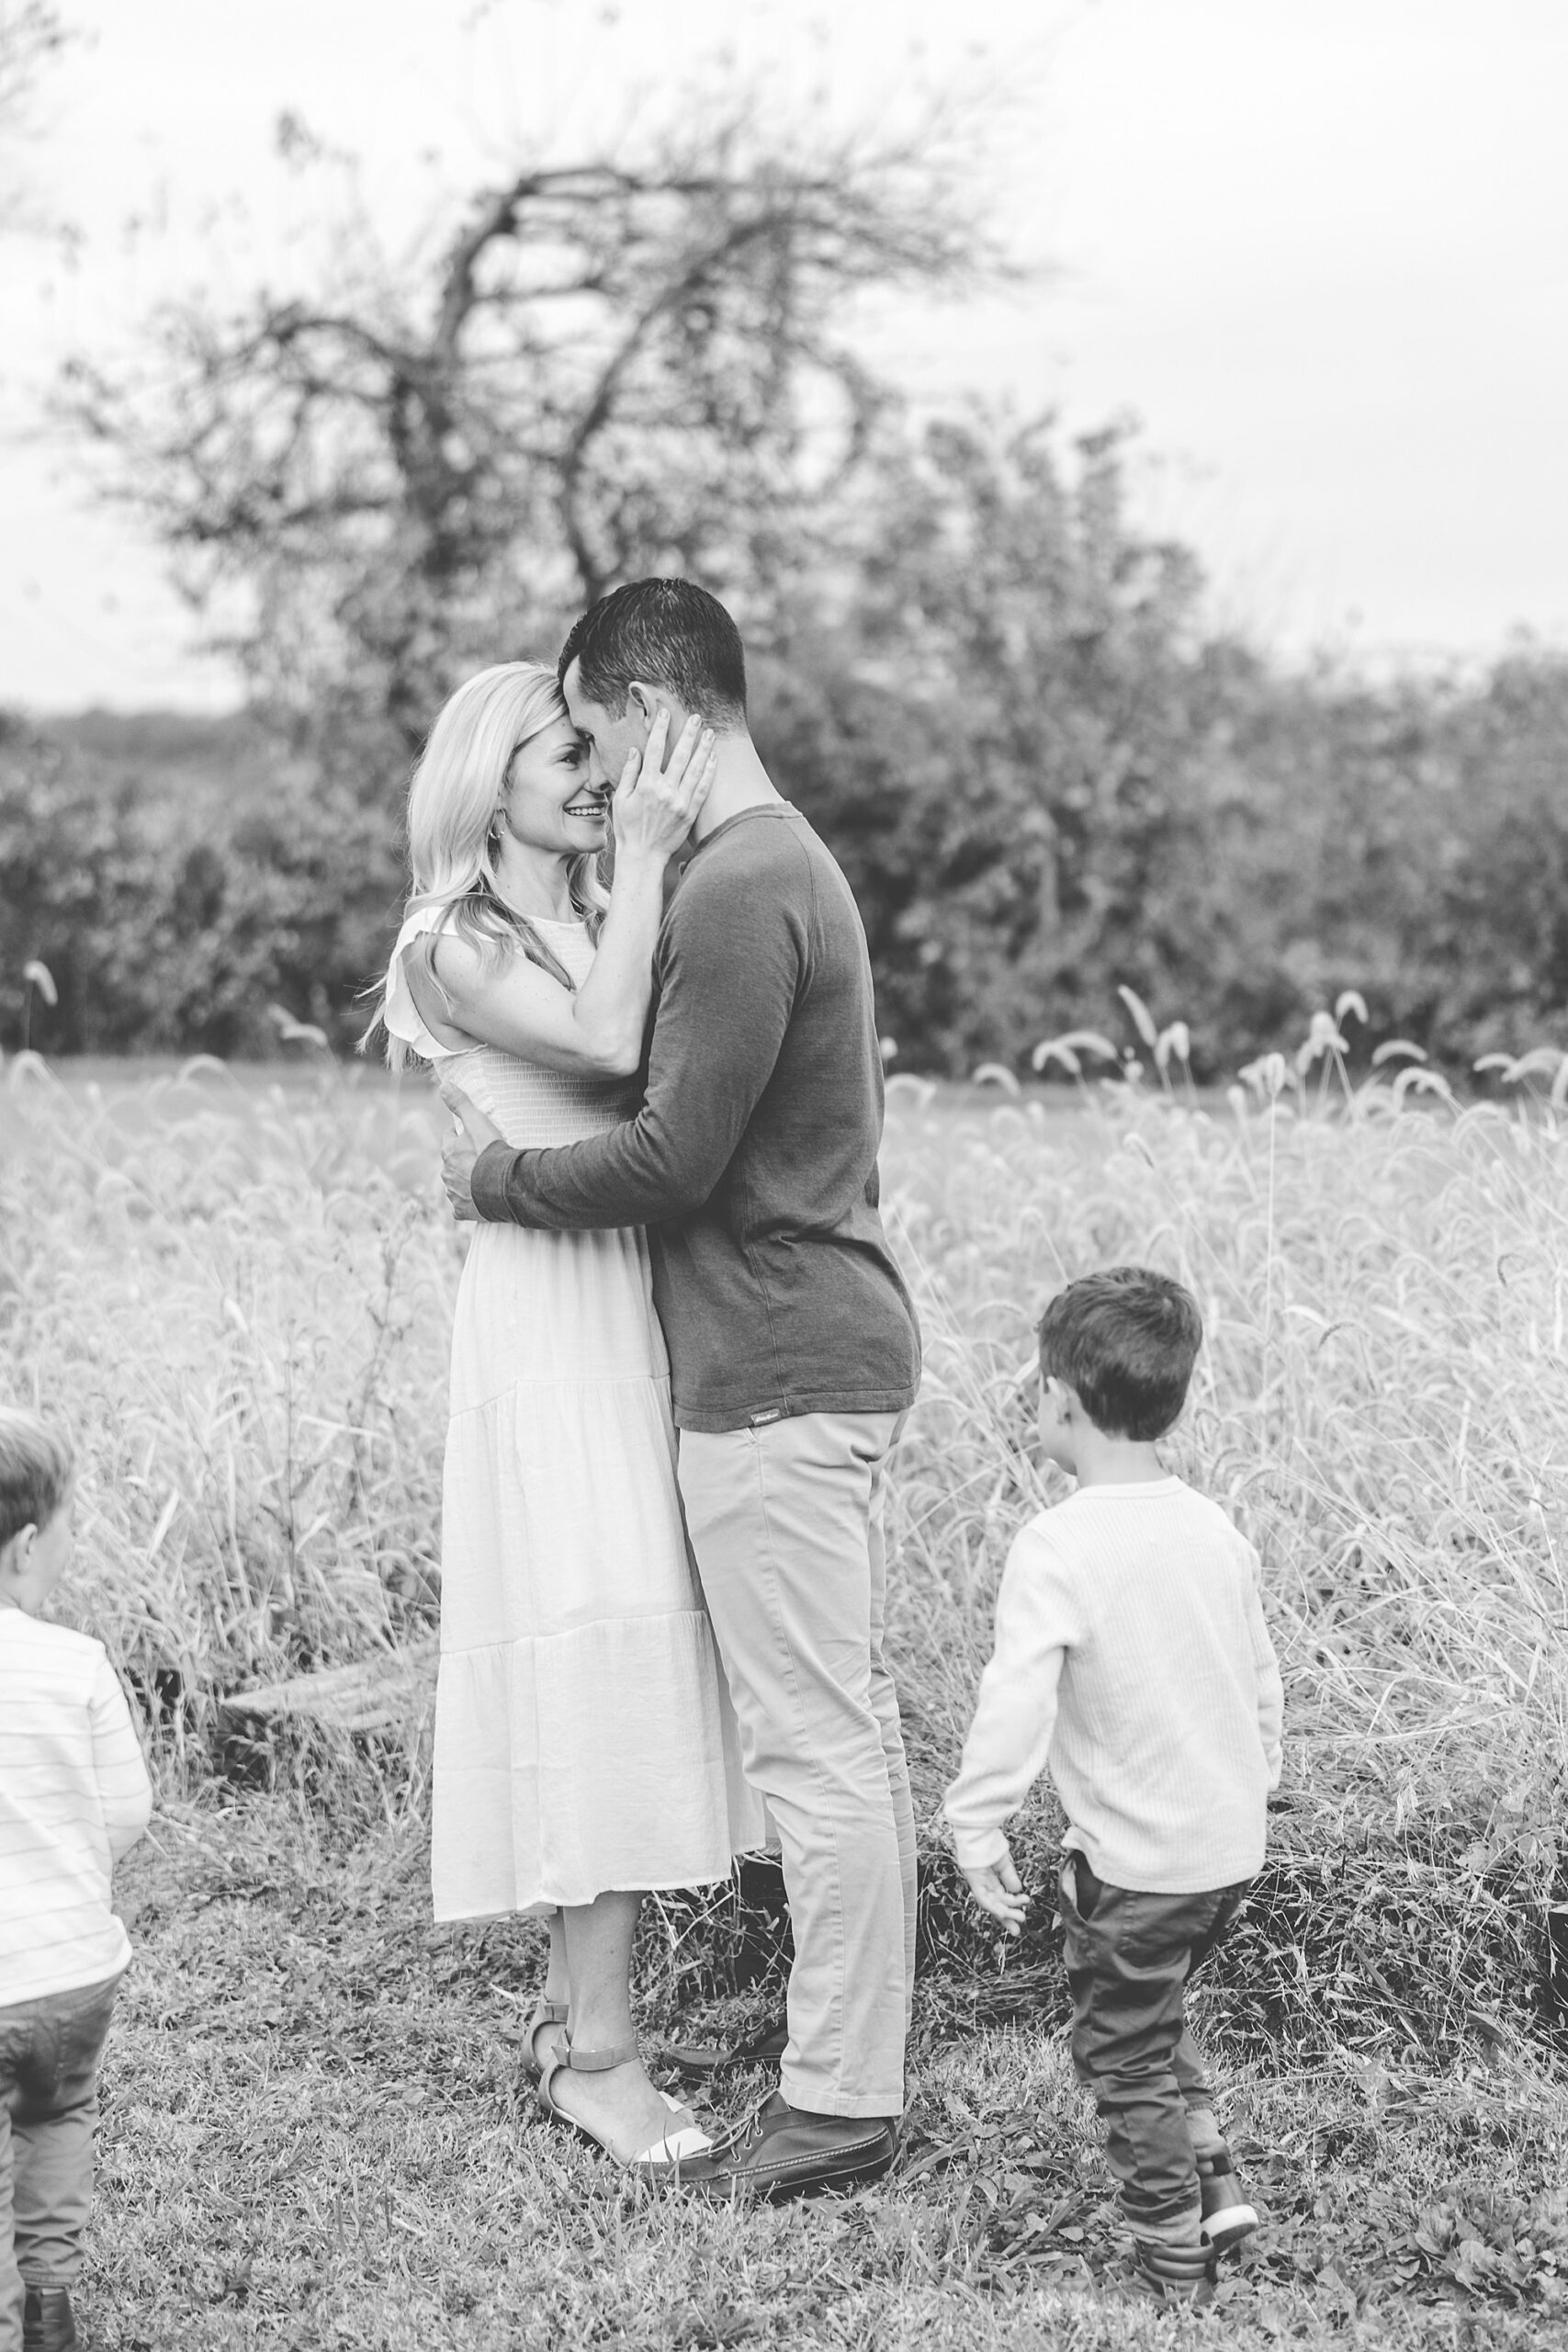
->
[[943, 1268, 1283, 2307], [0, 1408, 152, 2352]]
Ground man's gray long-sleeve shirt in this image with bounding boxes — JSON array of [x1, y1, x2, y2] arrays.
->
[[469, 802, 921, 1433]]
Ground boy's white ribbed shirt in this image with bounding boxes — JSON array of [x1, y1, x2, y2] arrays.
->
[[943, 1477, 1284, 1894], [0, 1610, 153, 2006]]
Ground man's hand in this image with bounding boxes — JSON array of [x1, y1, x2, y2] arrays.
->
[[961, 1845, 1028, 1939], [439, 1083, 502, 1222]]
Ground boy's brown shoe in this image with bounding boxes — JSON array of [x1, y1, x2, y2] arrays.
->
[[1198, 2147, 1259, 2253], [22, 2286, 77, 2352], [1133, 2240, 1218, 2308]]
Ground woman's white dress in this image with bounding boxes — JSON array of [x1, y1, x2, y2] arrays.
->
[[386, 905, 764, 1917]]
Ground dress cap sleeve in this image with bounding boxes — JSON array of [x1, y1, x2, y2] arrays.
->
[[383, 900, 463, 1064]]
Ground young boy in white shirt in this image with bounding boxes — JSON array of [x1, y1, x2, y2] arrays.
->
[[0, 1409, 152, 2352], [943, 1268, 1283, 2309]]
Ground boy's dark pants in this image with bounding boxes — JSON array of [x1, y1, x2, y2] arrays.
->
[[0, 1974, 120, 2352], [1059, 1854, 1249, 2245]]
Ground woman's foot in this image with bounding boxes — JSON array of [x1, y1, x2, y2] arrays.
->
[[547, 2050, 701, 2165]]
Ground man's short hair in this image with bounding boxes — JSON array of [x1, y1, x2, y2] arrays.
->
[[0, 1407, 74, 1550], [558, 579, 748, 726], [1037, 1267, 1203, 1442]]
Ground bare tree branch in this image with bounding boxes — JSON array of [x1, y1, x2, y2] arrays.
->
[[56, 93, 1015, 759]]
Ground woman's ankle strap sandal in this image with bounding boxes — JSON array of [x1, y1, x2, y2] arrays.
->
[[536, 2032, 640, 2117], [536, 2032, 714, 2173], [554, 2038, 639, 2074], [520, 1997, 570, 2083]]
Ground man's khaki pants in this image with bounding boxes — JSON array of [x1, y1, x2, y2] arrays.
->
[[679, 1409, 917, 2119]]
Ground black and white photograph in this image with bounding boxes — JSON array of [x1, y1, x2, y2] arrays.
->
[[2, 3, 1566, 2346]]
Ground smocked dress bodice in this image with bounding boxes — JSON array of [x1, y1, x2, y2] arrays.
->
[[384, 902, 639, 1148]]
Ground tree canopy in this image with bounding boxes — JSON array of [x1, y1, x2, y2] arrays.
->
[[62, 102, 1000, 758]]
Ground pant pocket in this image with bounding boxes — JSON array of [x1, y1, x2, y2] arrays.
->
[[1064, 1851, 1104, 1920]]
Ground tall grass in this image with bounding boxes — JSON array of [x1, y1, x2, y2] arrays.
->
[[2, 1032, 1565, 2052], [0, 1057, 456, 1762], [881, 1043, 1568, 2052]]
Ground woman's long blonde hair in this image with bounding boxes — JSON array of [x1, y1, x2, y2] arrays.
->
[[367, 661, 609, 1069]]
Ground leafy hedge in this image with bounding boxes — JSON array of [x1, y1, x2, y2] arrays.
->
[[6, 416, 1568, 1080]]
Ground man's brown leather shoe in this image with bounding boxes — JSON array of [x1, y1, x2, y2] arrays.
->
[[672, 2089, 897, 2202]]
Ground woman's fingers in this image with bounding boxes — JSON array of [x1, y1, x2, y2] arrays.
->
[[663, 721, 714, 802], [659, 711, 704, 787], [438, 1081, 501, 1148], [642, 705, 673, 775], [612, 710, 715, 854], [682, 737, 719, 816]]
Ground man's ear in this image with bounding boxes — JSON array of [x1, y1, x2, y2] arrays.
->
[[627, 681, 659, 730]]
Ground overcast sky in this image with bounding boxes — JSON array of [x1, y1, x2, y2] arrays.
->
[[2, 0, 1565, 710]]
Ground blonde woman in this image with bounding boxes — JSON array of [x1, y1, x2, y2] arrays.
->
[[374, 661, 763, 2171]]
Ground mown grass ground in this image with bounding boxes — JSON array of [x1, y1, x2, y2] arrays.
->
[[6, 1032, 1568, 2345], [93, 1793, 1566, 2349]]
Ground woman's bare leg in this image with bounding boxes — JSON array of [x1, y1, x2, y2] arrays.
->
[[528, 1909, 570, 2071], [549, 1891, 682, 2161]]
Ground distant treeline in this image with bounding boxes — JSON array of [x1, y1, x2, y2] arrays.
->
[[4, 455, 1567, 1082]]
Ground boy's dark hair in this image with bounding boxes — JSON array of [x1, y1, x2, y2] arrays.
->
[[0, 1407, 74, 1550], [1037, 1267, 1202, 1442], [558, 579, 748, 726]]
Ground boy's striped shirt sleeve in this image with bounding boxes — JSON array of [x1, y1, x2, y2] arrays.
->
[[0, 1611, 152, 2005]]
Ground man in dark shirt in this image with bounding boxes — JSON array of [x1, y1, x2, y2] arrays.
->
[[442, 580, 920, 2197]]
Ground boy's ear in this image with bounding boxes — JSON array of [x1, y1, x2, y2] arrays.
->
[[0, 1523, 34, 1579]]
